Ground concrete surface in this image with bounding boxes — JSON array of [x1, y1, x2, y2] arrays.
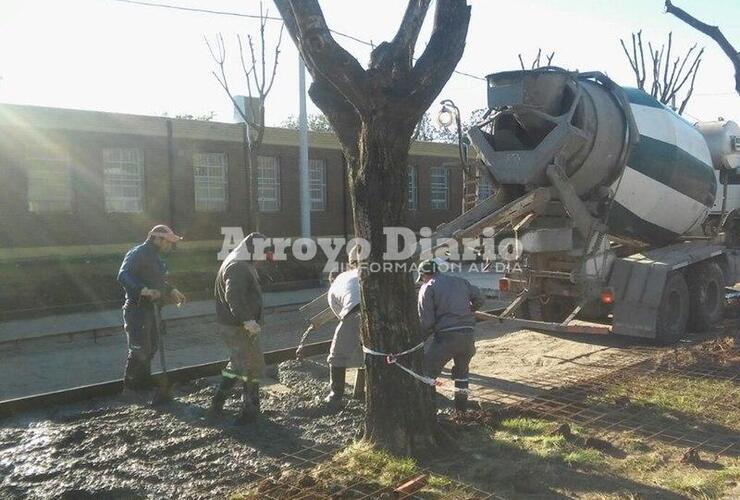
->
[[0, 306, 337, 401], [0, 268, 500, 402], [0, 288, 325, 344]]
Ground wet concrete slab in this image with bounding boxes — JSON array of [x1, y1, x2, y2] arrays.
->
[[0, 288, 325, 344], [0, 307, 336, 402]]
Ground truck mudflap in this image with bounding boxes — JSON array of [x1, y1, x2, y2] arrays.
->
[[609, 241, 726, 339], [475, 311, 612, 335]]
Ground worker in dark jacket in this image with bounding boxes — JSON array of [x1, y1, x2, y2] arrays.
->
[[210, 232, 273, 424], [117, 225, 186, 391], [418, 259, 483, 412]]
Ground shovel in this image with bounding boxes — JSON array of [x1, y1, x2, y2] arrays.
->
[[151, 304, 172, 405]]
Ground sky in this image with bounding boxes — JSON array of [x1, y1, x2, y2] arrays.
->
[[0, 0, 737, 126]]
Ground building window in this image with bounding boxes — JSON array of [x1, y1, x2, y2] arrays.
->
[[194, 152, 228, 212], [477, 174, 493, 202], [257, 156, 281, 211], [309, 159, 327, 211], [104, 148, 144, 213], [27, 156, 72, 212], [407, 165, 418, 210], [430, 166, 449, 210]]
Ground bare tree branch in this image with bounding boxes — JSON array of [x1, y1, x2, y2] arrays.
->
[[621, 35, 641, 86], [264, 23, 285, 96], [274, 0, 370, 115], [663, 32, 673, 98], [637, 31, 646, 88], [665, 0, 739, 94], [623, 31, 702, 114], [518, 49, 556, 70], [679, 58, 701, 114], [405, 0, 471, 113], [670, 45, 704, 102], [531, 48, 542, 69], [371, 1, 432, 72]]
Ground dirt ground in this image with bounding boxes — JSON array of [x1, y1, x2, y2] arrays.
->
[[1, 324, 737, 499]]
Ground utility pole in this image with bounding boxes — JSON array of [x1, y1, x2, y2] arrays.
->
[[298, 56, 311, 238]]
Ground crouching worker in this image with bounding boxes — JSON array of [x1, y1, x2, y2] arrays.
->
[[210, 232, 273, 424], [117, 225, 186, 391], [324, 248, 365, 404], [417, 259, 483, 412]]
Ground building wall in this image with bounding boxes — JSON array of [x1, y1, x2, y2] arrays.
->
[[0, 103, 462, 249]]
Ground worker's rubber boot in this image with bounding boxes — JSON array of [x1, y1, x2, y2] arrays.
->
[[234, 383, 258, 425], [209, 377, 236, 414], [249, 381, 261, 414], [324, 366, 346, 404], [123, 358, 150, 391], [352, 369, 366, 401], [453, 377, 469, 413]]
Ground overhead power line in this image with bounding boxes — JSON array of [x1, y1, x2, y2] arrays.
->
[[107, 0, 485, 81]]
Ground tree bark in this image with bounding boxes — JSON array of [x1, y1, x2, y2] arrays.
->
[[665, 0, 740, 95], [351, 118, 437, 454], [274, 0, 471, 456]]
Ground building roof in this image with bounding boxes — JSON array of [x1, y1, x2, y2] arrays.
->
[[0, 102, 459, 158]]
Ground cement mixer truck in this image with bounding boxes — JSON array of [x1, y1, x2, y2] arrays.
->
[[434, 68, 740, 343]]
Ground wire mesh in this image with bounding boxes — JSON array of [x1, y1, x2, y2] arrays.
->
[[237, 337, 738, 499]]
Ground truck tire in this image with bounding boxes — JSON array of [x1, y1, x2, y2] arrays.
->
[[655, 272, 690, 344], [687, 262, 725, 331]]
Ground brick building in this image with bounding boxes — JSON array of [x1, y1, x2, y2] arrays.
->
[[0, 103, 462, 252]]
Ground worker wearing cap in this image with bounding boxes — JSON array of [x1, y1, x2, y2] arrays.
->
[[323, 246, 365, 404], [117, 225, 186, 391], [210, 232, 274, 424], [417, 259, 483, 412]]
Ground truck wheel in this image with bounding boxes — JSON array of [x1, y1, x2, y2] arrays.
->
[[655, 272, 690, 344], [687, 262, 725, 331]]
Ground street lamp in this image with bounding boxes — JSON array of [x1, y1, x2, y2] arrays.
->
[[437, 99, 459, 130], [437, 98, 473, 212]]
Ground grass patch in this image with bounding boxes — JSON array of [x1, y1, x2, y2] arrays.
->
[[329, 442, 417, 485], [561, 448, 605, 467], [590, 373, 739, 430], [498, 417, 550, 436], [662, 466, 740, 499]]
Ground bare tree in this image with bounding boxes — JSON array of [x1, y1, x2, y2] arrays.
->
[[274, 0, 471, 454], [518, 49, 555, 70], [205, 1, 284, 231], [620, 31, 703, 114], [665, 0, 739, 95]]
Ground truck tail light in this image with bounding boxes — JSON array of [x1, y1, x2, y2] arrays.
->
[[499, 278, 510, 293], [600, 289, 614, 305]]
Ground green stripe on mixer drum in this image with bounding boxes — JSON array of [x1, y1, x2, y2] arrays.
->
[[625, 135, 716, 207], [608, 201, 681, 246], [623, 88, 664, 109]]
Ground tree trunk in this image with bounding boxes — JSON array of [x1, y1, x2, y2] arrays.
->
[[351, 117, 437, 455]]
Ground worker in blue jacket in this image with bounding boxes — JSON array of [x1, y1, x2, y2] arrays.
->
[[117, 225, 186, 391]]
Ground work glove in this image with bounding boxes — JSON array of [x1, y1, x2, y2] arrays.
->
[[243, 320, 261, 338], [140, 287, 161, 301], [170, 288, 186, 308]]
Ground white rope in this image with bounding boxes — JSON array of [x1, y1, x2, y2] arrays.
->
[[362, 342, 439, 386]]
